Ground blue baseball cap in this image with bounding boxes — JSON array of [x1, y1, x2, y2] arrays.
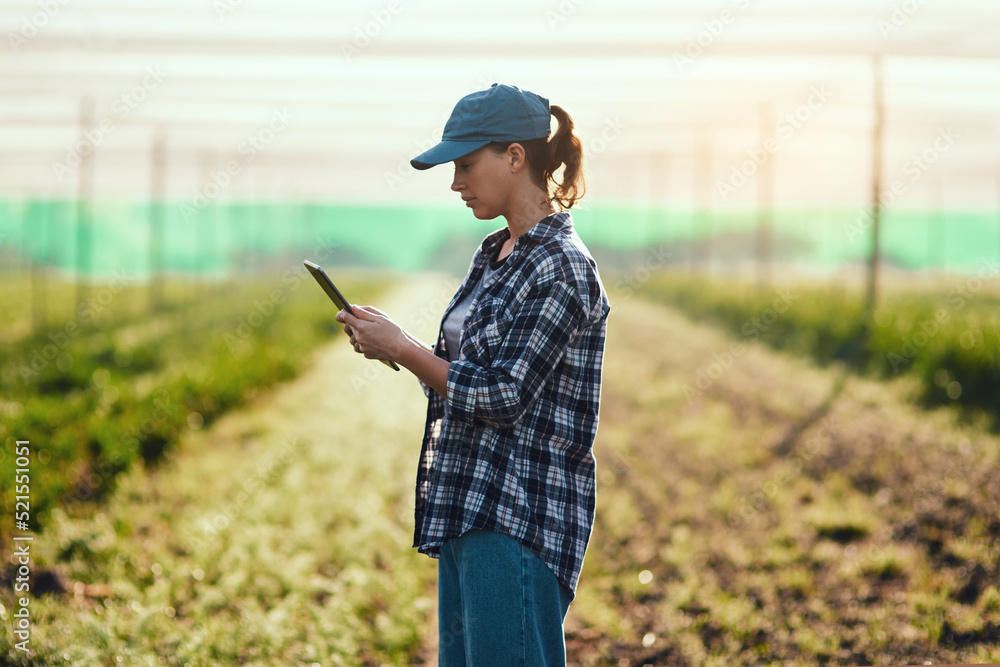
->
[[410, 83, 551, 170]]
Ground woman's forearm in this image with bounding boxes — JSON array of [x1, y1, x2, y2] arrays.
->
[[396, 332, 450, 398]]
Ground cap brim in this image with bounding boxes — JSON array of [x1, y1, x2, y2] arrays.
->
[[410, 139, 491, 170]]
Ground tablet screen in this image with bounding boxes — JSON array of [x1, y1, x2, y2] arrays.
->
[[302, 260, 400, 371]]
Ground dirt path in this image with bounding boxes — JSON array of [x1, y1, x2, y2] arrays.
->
[[15, 275, 1000, 665], [573, 292, 1000, 665], [25, 274, 453, 664]]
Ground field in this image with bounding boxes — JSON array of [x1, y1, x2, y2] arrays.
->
[[1, 272, 999, 665], [0, 269, 390, 540], [636, 269, 1000, 423]]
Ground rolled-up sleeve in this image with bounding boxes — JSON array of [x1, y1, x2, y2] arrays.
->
[[446, 279, 584, 428]]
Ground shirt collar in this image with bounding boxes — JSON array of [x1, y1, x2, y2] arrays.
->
[[480, 211, 573, 258]]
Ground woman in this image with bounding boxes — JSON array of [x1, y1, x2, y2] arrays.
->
[[336, 83, 610, 665]]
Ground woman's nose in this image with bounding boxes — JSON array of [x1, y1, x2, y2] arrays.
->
[[451, 171, 463, 191]]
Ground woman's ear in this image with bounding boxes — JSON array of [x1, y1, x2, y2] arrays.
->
[[507, 143, 526, 173]]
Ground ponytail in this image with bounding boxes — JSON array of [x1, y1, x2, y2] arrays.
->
[[487, 104, 587, 210], [545, 105, 586, 210]]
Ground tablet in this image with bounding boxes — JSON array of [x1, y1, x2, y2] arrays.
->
[[303, 260, 400, 371]]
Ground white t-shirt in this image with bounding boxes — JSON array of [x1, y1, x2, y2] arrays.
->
[[442, 250, 508, 419]]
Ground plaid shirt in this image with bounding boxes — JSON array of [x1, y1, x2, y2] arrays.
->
[[413, 211, 610, 599]]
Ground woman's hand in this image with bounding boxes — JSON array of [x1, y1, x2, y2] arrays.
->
[[336, 305, 451, 397], [335, 305, 406, 363]]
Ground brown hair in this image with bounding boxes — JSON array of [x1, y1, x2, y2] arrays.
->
[[488, 104, 586, 210]]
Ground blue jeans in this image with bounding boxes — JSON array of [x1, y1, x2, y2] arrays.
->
[[437, 530, 573, 666]]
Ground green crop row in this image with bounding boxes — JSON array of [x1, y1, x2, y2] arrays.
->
[[637, 273, 1000, 424], [0, 271, 390, 538], [0, 272, 219, 346]]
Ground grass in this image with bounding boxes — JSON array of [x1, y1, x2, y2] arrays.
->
[[568, 288, 1000, 665], [0, 268, 391, 540], [1, 273, 999, 664], [0, 277, 437, 664], [637, 270, 1000, 426]]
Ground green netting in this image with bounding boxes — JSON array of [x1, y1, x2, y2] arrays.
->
[[1, 198, 997, 276]]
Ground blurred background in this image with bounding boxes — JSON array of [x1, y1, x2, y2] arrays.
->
[[2, 0, 999, 285], [3, 2, 1000, 665]]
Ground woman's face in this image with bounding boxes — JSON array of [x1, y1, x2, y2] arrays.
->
[[450, 145, 514, 220]]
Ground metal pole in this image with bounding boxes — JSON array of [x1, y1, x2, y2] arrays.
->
[[929, 181, 945, 272], [659, 151, 670, 269], [996, 171, 1000, 264], [150, 128, 167, 312], [30, 199, 48, 333], [757, 102, 775, 287], [692, 131, 712, 273], [862, 54, 885, 361], [641, 152, 652, 245], [198, 149, 215, 291], [75, 97, 95, 316]]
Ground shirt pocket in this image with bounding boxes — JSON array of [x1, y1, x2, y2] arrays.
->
[[460, 295, 514, 365]]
